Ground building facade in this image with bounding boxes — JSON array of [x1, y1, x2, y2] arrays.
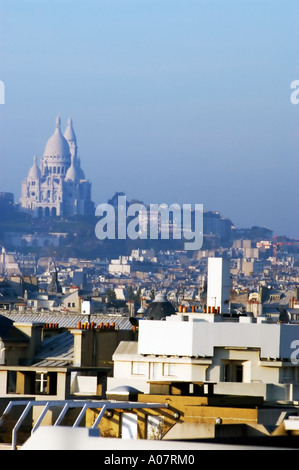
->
[[108, 312, 299, 403], [20, 117, 94, 217]]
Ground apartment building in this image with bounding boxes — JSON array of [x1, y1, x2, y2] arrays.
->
[[107, 310, 299, 403]]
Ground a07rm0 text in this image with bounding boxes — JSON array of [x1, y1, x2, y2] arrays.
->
[[147, 454, 195, 465]]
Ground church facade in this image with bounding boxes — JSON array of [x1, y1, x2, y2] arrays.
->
[[20, 117, 94, 217]]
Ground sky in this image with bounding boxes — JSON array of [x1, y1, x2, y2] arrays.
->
[[0, 0, 298, 238]]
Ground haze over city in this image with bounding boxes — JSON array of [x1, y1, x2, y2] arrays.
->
[[0, 0, 298, 238]]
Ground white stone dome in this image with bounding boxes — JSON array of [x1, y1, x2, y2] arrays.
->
[[65, 155, 80, 181], [27, 156, 41, 179], [43, 116, 71, 159], [65, 165, 80, 182]]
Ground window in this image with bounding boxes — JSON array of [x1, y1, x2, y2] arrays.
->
[[282, 367, 295, 383], [7, 370, 17, 393], [35, 372, 57, 395], [35, 372, 48, 394], [235, 365, 243, 382], [163, 363, 176, 376], [132, 362, 145, 375], [223, 362, 243, 382]]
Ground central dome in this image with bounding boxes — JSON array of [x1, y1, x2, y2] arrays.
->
[[43, 116, 71, 159]]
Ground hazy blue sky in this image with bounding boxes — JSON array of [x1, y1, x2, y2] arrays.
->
[[0, 0, 298, 238]]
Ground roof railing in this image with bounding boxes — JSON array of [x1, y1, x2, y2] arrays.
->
[[0, 399, 169, 450]]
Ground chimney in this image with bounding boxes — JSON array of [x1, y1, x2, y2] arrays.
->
[[72, 329, 94, 367], [14, 322, 43, 361]]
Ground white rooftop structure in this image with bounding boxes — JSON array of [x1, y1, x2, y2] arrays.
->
[[109, 312, 299, 402], [137, 313, 298, 360], [207, 257, 231, 313]]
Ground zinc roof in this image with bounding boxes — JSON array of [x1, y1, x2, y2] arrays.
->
[[32, 331, 74, 367], [1, 312, 132, 330]]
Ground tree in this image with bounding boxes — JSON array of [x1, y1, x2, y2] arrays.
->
[[106, 288, 116, 300]]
